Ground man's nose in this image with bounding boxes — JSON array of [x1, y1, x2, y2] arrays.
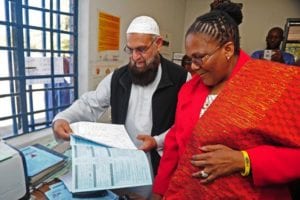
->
[[131, 50, 142, 61], [270, 37, 277, 42]]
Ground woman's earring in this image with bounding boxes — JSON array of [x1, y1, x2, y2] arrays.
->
[[226, 56, 231, 61]]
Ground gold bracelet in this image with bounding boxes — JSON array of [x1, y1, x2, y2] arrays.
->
[[240, 150, 251, 176]]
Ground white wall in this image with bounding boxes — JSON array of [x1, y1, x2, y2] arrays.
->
[[184, 0, 300, 54]]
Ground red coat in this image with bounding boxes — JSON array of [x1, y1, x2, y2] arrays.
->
[[153, 50, 300, 199]]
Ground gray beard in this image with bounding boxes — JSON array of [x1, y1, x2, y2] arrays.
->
[[128, 54, 160, 86]]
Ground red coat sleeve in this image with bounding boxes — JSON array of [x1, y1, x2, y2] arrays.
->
[[247, 145, 300, 186], [152, 126, 179, 195]]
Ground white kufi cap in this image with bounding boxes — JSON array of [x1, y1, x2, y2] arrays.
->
[[126, 16, 160, 35]]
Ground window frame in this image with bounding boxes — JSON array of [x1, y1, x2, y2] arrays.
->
[[0, 0, 78, 138]]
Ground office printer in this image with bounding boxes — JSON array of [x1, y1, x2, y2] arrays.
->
[[0, 141, 29, 200]]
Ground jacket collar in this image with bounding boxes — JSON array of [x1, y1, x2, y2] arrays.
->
[[156, 55, 175, 90]]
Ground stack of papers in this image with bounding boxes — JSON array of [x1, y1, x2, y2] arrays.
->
[[69, 122, 152, 194], [20, 144, 68, 186]]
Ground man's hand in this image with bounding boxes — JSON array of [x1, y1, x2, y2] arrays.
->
[[190, 144, 244, 184], [271, 50, 285, 63], [52, 119, 73, 140], [136, 134, 157, 152]]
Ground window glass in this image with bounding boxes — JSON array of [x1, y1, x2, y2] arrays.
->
[[0, 119, 15, 137], [45, 12, 51, 29], [0, 80, 11, 94], [0, 0, 5, 21], [26, 89, 46, 112], [0, 0, 78, 138], [0, 96, 13, 118], [60, 14, 71, 31], [61, 33, 72, 51], [28, 9, 43, 27], [0, 51, 9, 77], [26, 0, 42, 8], [0, 25, 7, 46], [60, 0, 70, 13], [29, 29, 44, 49]]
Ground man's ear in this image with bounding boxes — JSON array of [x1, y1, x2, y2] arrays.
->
[[155, 36, 164, 50]]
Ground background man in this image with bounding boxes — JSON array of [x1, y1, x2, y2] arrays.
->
[[251, 27, 295, 65]]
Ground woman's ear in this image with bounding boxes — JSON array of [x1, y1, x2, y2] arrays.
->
[[223, 41, 235, 60]]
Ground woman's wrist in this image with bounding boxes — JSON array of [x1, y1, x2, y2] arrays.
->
[[240, 150, 251, 176]]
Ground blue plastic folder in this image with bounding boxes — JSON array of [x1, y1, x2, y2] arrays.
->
[[20, 144, 68, 185]]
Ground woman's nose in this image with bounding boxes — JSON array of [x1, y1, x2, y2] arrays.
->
[[191, 62, 201, 71]]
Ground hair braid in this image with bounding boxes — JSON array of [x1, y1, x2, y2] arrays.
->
[[186, 10, 240, 54]]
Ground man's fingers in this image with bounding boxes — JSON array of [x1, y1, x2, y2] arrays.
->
[[64, 124, 73, 134], [138, 143, 147, 150], [136, 134, 146, 141], [137, 135, 157, 152], [58, 127, 72, 140], [53, 119, 73, 140]]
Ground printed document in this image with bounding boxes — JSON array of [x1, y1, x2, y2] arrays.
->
[[70, 122, 136, 149], [45, 181, 119, 200], [70, 136, 152, 193]]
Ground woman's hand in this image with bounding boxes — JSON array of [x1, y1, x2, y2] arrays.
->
[[191, 144, 245, 183]]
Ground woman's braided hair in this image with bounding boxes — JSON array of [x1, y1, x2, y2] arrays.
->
[[210, 0, 243, 26], [186, 1, 243, 55]]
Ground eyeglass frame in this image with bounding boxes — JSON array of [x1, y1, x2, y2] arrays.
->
[[190, 45, 222, 66], [123, 37, 157, 55]]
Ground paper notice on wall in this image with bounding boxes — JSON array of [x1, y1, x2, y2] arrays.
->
[[91, 61, 122, 90], [90, 51, 124, 89], [160, 31, 173, 60], [25, 57, 64, 84]]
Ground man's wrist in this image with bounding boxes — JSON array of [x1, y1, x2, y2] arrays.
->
[[153, 135, 162, 149]]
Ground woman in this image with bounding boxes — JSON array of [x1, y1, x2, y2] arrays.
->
[[152, 4, 300, 200]]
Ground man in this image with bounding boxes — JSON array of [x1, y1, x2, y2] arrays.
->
[[52, 16, 187, 176], [251, 27, 295, 65]]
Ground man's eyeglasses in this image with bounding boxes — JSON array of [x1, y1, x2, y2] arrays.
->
[[190, 46, 221, 66], [124, 38, 157, 55]]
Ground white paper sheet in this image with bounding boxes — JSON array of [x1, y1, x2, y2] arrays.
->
[[70, 122, 137, 150]]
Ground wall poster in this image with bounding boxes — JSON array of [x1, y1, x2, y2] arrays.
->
[[98, 12, 120, 51]]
